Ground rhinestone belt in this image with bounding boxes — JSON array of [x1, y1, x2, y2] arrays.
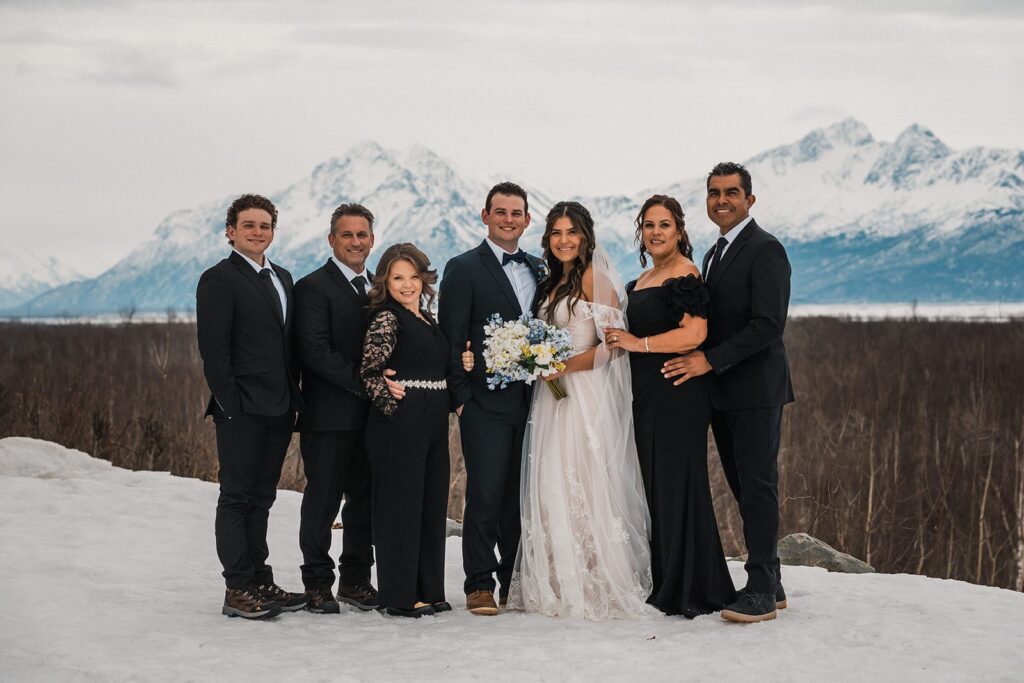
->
[[402, 379, 447, 390]]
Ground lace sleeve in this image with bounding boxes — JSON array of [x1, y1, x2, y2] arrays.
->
[[360, 309, 400, 418], [665, 274, 711, 321]]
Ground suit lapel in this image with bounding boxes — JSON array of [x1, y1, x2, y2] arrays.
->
[[707, 221, 756, 290], [229, 251, 284, 328], [524, 254, 548, 315], [476, 240, 523, 316], [701, 246, 714, 281], [271, 261, 291, 329], [324, 258, 365, 308]]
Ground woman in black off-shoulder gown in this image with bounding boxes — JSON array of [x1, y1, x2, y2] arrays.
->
[[608, 195, 735, 617]]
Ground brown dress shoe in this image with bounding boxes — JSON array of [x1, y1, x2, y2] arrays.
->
[[498, 595, 508, 607], [222, 588, 281, 619], [466, 590, 498, 616]]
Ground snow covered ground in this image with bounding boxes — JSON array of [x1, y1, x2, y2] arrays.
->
[[1, 437, 1022, 682]]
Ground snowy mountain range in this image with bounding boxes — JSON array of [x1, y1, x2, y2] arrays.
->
[[0, 248, 84, 311], [5, 118, 1022, 315]]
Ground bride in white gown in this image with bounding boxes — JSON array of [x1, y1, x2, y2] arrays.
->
[[507, 201, 653, 620]]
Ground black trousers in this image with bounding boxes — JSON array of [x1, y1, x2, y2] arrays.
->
[[365, 391, 450, 608], [458, 396, 528, 596], [214, 410, 294, 590], [298, 429, 374, 589], [711, 405, 784, 594]]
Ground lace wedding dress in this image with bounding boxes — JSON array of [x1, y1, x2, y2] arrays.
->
[[508, 261, 653, 620]]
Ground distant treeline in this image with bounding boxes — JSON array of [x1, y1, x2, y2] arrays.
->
[[1, 319, 1021, 591]]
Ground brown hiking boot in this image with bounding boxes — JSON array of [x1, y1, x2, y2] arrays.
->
[[304, 587, 341, 614], [466, 590, 498, 616], [338, 582, 380, 611], [249, 582, 308, 612], [222, 588, 281, 619]]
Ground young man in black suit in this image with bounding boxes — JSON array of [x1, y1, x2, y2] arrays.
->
[[196, 194, 307, 619], [293, 203, 378, 614], [663, 162, 795, 623], [438, 182, 546, 615]]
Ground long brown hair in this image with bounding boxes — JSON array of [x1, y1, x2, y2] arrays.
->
[[634, 194, 693, 267], [537, 201, 596, 322], [367, 242, 438, 315]]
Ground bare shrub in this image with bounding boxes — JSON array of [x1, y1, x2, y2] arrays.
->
[[1, 318, 1022, 589]]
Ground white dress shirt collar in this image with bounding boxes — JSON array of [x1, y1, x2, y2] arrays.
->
[[719, 216, 754, 248], [331, 256, 369, 284], [485, 236, 521, 261], [234, 248, 274, 274]]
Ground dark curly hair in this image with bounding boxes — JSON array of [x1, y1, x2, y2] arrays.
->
[[707, 161, 753, 196], [634, 194, 693, 267], [484, 181, 529, 214], [330, 203, 375, 234], [225, 194, 277, 246], [367, 242, 438, 317], [537, 201, 596, 323]]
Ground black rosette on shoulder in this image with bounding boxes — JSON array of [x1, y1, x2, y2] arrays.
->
[[664, 274, 710, 320]]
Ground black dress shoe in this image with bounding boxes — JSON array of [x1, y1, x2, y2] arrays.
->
[[304, 587, 341, 614], [385, 604, 436, 618], [722, 590, 777, 623], [338, 582, 380, 611], [431, 601, 452, 613], [249, 583, 308, 612]]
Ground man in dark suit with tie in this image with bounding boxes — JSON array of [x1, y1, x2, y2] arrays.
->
[[196, 193, 307, 619], [439, 182, 546, 616], [293, 203, 378, 614], [663, 162, 795, 623]]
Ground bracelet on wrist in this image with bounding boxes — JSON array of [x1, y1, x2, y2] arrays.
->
[[644, 336, 650, 353]]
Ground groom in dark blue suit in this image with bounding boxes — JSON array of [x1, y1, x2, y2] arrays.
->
[[439, 182, 546, 615], [663, 162, 795, 623]]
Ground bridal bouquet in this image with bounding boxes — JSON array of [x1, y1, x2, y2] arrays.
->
[[482, 313, 573, 399]]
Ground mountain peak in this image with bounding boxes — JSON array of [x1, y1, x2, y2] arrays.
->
[[865, 123, 951, 188], [822, 117, 874, 146], [346, 139, 387, 159], [892, 123, 950, 156], [750, 117, 874, 167]]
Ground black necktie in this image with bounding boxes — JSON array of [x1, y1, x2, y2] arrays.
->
[[259, 268, 285, 324], [351, 275, 368, 303], [502, 250, 527, 266], [705, 237, 729, 282]]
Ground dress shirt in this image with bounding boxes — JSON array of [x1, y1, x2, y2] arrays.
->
[[714, 216, 754, 260], [486, 237, 536, 314], [331, 256, 371, 296], [234, 248, 287, 320]]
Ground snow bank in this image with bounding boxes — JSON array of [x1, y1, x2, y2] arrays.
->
[[1, 437, 1022, 681]]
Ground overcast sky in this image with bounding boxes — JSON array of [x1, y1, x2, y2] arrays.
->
[[2, 0, 1022, 274]]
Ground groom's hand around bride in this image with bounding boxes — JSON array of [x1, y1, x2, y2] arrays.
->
[[661, 351, 712, 386]]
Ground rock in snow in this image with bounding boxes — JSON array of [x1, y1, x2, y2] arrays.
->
[[1, 436, 1022, 681], [778, 533, 875, 574]]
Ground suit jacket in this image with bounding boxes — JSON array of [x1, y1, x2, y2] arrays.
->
[[293, 259, 371, 432], [196, 251, 304, 419], [438, 240, 545, 414], [701, 219, 795, 410]]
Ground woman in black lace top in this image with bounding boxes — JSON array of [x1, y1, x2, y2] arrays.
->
[[360, 242, 470, 618], [605, 195, 736, 617]]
